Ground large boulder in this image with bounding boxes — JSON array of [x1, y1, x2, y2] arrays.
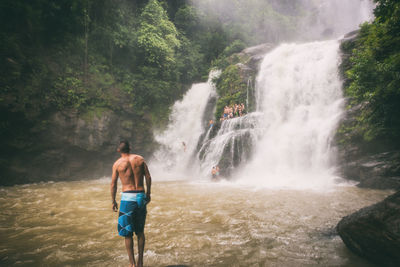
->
[[337, 191, 400, 266]]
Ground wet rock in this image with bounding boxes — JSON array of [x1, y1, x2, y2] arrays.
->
[[240, 43, 275, 59], [336, 102, 400, 190], [345, 151, 400, 190], [340, 30, 359, 43], [337, 191, 400, 266], [239, 43, 275, 71]]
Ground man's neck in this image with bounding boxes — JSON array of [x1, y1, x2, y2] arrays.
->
[[120, 153, 130, 157]]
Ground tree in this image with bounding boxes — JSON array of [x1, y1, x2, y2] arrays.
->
[[343, 0, 400, 142], [137, 0, 180, 66]]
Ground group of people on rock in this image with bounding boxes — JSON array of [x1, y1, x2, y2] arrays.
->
[[220, 103, 246, 121]]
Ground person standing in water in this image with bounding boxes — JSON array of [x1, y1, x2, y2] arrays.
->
[[211, 166, 217, 180], [211, 166, 220, 181], [111, 140, 152, 267], [182, 141, 187, 152]]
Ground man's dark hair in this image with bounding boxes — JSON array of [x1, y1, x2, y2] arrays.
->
[[119, 140, 130, 153]]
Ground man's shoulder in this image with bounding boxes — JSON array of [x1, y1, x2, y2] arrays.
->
[[113, 157, 124, 167], [130, 154, 144, 161]]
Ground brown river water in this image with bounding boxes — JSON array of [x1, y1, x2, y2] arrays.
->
[[0, 178, 392, 266]]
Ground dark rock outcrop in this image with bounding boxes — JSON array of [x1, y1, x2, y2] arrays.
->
[[336, 101, 400, 190], [0, 107, 154, 185], [338, 148, 400, 190], [239, 43, 275, 71], [337, 191, 400, 266]]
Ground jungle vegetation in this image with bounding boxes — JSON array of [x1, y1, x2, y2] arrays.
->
[[341, 0, 400, 147], [1, 0, 399, 163], [0, 0, 309, 150]]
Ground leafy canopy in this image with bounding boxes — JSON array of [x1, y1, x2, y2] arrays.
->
[[137, 0, 180, 66], [342, 0, 400, 142]]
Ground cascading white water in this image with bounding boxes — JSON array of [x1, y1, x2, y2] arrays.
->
[[236, 40, 344, 189], [197, 113, 261, 177], [150, 0, 374, 185], [150, 70, 220, 179]]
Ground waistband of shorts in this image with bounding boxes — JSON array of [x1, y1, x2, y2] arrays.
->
[[123, 190, 145, 193], [121, 191, 146, 202]]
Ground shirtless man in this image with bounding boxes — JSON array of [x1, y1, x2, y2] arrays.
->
[[111, 141, 152, 267]]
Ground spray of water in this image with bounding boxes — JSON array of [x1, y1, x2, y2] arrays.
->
[[150, 70, 220, 180], [300, 0, 375, 40], [235, 40, 344, 189], [190, 0, 374, 43]]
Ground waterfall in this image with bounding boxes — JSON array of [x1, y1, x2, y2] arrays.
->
[[150, 1, 373, 185], [151, 40, 345, 186], [196, 113, 261, 177], [246, 78, 251, 110], [150, 70, 220, 179], [235, 40, 344, 189], [194, 40, 344, 189]]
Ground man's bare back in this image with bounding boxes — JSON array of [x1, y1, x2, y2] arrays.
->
[[113, 155, 149, 191], [111, 154, 152, 209]]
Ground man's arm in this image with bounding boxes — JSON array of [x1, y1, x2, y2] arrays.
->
[[143, 161, 152, 204], [111, 163, 119, 212]]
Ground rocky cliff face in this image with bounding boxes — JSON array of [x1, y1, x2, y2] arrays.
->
[[337, 191, 400, 266], [0, 107, 154, 185], [336, 101, 400, 190], [337, 31, 400, 190]]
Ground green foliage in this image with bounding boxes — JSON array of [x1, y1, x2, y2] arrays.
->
[[222, 40, 247, 57], [176, 35, 206, 83], [137, 0, 180, 66], [80, 106, 109, 123], [191, 0, 306, 46], [342, 0, 400, 143], [215, 65, 247, 118], [212, 40, 249, 70], [0, 0, 211, 157], [0, 0, 321, 159], [174, 5, 199, 36]]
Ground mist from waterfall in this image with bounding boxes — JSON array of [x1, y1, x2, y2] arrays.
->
[[190, 0, 374, 42], [235, 40, 344, 189], [299, 0, 375, 40]]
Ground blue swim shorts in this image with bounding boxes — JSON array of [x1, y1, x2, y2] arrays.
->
[[118, 190, 147, 237]]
